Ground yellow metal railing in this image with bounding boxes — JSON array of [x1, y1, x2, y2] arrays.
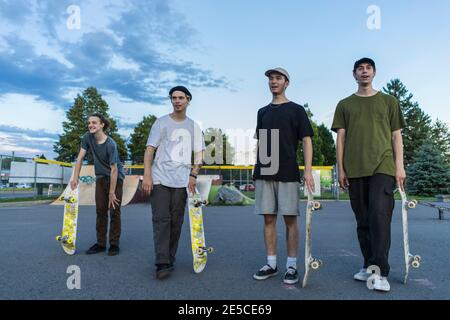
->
[[33, 158, 333, 171]]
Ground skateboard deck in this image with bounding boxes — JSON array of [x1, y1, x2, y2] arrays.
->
[[56, 185, 79, 255], [187, 188, 213, 273], [302, 192, 322, 288], [399, 189, 421, 284]]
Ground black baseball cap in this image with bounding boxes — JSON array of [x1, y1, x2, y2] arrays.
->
[[353, 58, 376, 72], [169, 86, 192, 100]]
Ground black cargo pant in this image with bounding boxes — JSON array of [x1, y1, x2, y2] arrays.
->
[[95, 177, 123, 247], [150, 184, 188, 266], [348, 173, 396, 277]]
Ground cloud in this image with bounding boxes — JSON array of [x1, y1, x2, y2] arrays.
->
[[0, 93, 65, 133], [0, 126, 57, 157], [0, 0, 229, 107], [0, 0, 230, 159]]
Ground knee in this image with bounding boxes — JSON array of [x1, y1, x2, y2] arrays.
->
[[264, 215, 277, 226]]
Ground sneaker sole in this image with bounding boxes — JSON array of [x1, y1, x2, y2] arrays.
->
[[156, 266, 174, 280], [86, 250, 106, 255], [283, 278, 299, 285], [354, 276, 369, 282], [253, 272, 278, 280], [374, 287, 390, 292]]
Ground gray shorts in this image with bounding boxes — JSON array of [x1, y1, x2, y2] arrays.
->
[[254, 180, 300, 216]]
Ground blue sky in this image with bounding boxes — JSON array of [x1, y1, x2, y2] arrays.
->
[[0, 0, 449, 162]]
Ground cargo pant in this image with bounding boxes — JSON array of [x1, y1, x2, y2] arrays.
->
[[150, 184, 188, 266], [348, 173, 396, 277]]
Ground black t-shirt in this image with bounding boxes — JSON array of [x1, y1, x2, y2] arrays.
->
[[253, 101, 314, 182]]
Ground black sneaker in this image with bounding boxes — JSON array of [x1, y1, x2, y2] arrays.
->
[[283, 267, 299, 284], [253, 264, 278, 280], [156, 264, 174, 280], [86, 244, 106, 255], [108, 245, 120, 256]]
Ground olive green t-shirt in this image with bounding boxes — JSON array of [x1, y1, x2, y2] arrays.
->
[[331, 92, 405, 178]]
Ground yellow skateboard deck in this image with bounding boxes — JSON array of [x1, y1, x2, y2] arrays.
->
[[187, 189, 213, 273], [56, 186, 79, 255]]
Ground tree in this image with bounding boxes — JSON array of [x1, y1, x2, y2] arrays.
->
[[204, 128, 235, 165], [128, 115, 157, 164], [54, 87, 127, 163], [430, 119, 450, 164], [317, 123, 336, 165], [383, 79, 432, 167], [406, 141, 450, 196], [297, 104, 324, 166], [0, 156, 27, 170]]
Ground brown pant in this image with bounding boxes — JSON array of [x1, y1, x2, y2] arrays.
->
[[95, 177, 123, 247], [150, 185, 187, 265]]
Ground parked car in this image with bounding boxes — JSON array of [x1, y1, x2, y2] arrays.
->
[[239, 184, 255, 191], [16, 183, 31, 189]]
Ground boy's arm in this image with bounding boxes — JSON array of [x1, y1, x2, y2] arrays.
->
[[108, 163, 120, 209], [188, 150, 204, 195], [71, 148, 87, 190], [302, 136, 315, 194], [392, 129, 406, 191], [143, 146, 156, 194], [336, 128, 349, 190]]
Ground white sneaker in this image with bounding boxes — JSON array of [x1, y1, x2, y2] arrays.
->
[[373, 276, 391, 292], [353, 268, 369, 282]]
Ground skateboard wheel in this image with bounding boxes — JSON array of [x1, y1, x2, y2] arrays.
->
[[313, 201, 321, 210], [412, 260, 420, 268], [407, 202, 416, 209], [207, 247, 214, 253], [196, 248, 205, 255], [412, 199, 418, 205], [414, 255, 422, 262], [67, 239, 73, 244], [311, 260, 320, 270], [56, 235, 62, 242], [69, 197, 76, 203]]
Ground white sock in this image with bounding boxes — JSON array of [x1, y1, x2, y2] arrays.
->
[[267, 255, 277, 269], [286, 257, 297, 270]]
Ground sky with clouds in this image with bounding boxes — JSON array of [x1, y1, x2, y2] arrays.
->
[[0, 0, 449, 163]]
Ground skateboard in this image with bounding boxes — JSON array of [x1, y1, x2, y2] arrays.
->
[[187, 188, 213, 273], [56, 185, 79, 255], [302, 191, 322, 288], [399, 189, 421, 284]]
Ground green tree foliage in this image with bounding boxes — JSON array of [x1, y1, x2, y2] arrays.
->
[[406, 142, 450, 196], [317, 123, 336, 165], [128, 115, 157, 164], [383, 79, 432, 167], [54, 87, 127, 163], [297, 104, 327, 166], [430, 119, 450, 164], [204, 128, 235, 165]]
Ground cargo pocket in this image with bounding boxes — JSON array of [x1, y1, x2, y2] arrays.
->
[[384, 186, 395, 213]]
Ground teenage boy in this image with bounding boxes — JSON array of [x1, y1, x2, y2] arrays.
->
[[253, 68, 315, 285], [331, 58, 406, 292]]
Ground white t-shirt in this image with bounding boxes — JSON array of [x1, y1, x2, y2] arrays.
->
[[146, 114, 205, 188]]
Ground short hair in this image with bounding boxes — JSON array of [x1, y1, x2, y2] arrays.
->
[[353, 57, 376, 72]]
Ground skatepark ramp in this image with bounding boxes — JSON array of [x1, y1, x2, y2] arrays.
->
[[52, 166, 148, 206]]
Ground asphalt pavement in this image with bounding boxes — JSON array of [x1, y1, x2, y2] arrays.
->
[[0, 201, 448, 300]]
